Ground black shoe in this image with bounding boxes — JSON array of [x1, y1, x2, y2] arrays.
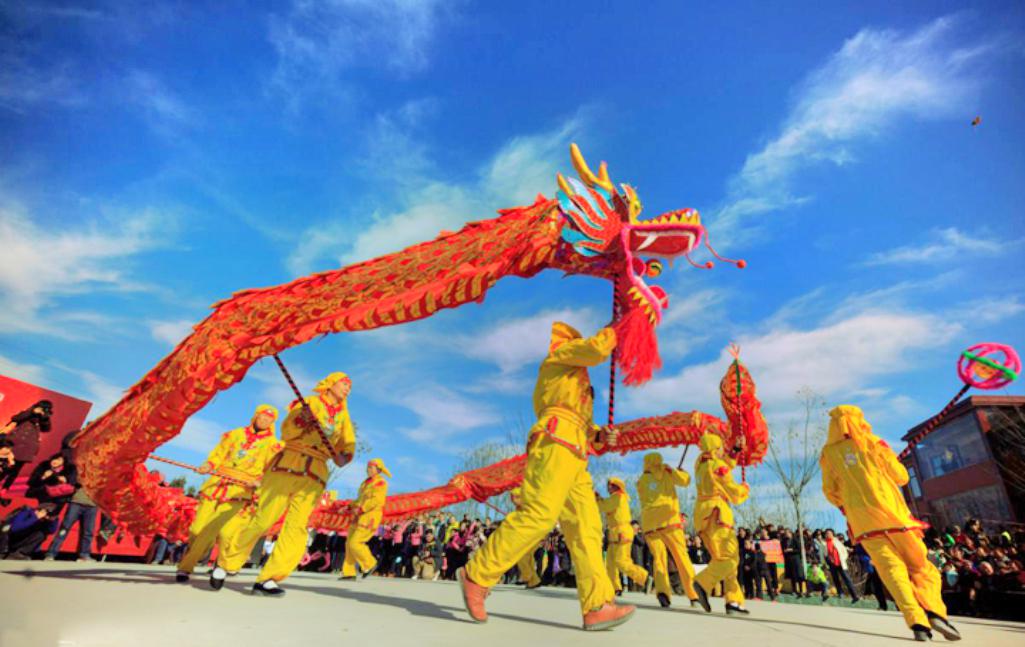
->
[[690, 598, 698, 608], [175, 572, 189, 584], [525, 580, 542, 590], [725, 603, 751, 615], [912, 625, 933, 642], [657, 592, 671, 608], [926, 612, 961, 641], [693, 582, 712, 613], [252, 581, 286, 597], [338, 575, 357, 581], [209, 567, 226, 591], [851, 596, 861, 605], [361, 563, 378, 579], [616, 589, 623, 597]]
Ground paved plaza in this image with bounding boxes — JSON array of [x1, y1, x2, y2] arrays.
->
[[1, 561, 1021, 647]]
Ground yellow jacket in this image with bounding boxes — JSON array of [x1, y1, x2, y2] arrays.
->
[[353, 474, 388, 531], [199, 425, 282, 503], [528, 323, 617, 459], [820, 405, 923, 541], [637, 452, 691, 532], [269, 395, 356, 486], [598, 491, 635, 543], [693, 434, 749, 533]]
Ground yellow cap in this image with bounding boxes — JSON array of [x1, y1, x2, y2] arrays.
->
[[643, 452, 664, 471], [549, 321, 582, 352], [254, 403, 279, 420], [607, 477, 627, 493], [368, 458, 391, 478], [828, 404, 873, 450], [314, 372, 351, 394], [699, 433, 723, 454]]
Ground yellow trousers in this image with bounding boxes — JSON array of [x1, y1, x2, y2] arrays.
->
[[645, 526, 697, 599], [606, 540, 647, 592], [217, 471, 323, 583], [862, 532, 946, 628], [177, 499, 251, 574], [695, 525, 744, 605], [517, 543, 541, 586], [341, 524, 378, 577], [466, 436, 614, 614]]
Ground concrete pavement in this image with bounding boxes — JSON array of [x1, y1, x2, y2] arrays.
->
[[1, 560, 1021, 647]]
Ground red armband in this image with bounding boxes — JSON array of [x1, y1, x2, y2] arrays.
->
[[715, 466, 729, 477]]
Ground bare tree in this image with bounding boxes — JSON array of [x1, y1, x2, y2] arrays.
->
[[764, 387, 827, 575], [447, 440, 521, 520], [979, 403, 1025, 522]]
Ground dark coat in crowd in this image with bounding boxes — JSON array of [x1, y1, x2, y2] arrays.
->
[[6, 401, 53, 462]]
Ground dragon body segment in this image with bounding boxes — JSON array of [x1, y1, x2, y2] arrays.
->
[[73, 146, 752, 536]]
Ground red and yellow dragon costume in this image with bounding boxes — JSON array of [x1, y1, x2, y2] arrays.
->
[[73, 145, 766, 536]]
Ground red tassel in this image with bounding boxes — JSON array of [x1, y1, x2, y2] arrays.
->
[[612, 308, 662, 385]]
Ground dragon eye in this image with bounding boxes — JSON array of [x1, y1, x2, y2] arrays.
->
[[646, 259, 663, 278]]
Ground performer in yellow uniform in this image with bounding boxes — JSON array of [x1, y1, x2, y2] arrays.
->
[[636, 452, 698, 608], [692, 433, 750, 615], [175, 404, 281, 582], [340, 458, 390, 579], [459, 322, 635, 631], [821, 405, 960, 642], [213, 372, 356, 596], [509, 486, 542, 589], [598, 477, 648, 596]]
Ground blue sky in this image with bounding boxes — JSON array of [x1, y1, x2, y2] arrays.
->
[[1, 1, 1023, 526]]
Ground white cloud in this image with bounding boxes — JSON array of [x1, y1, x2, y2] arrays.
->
[[148, 319, 194, 347], [268, 0, 450, 110], [624, 309, 961, 418], [0, 353, 47, 384], [47, 362, 125, 418], [0, 198, 168, 337], [287, 113, 584, 273], [714, 16, 995, 236], [658, 289, 729, 357], [396, 383, 501, 444], [956, 295, 1025, 325], [245, 358, 319, 408], [0, 55, 85, 113], [460, 307, 601, 374], [123, 69, 195, 135], [864, 227, 1017, 266], [164, 416, 225, 456]]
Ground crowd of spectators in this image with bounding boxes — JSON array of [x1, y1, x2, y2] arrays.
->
[[2, 398, 1022, 622], [0, 402, 105, 562], [273, 513, 1024, 621]]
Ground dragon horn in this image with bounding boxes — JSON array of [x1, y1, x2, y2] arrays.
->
[[570, 143, 616, 194], [557, 172, 575, 197]]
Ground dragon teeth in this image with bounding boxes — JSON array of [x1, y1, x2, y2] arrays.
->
[[637, 232, 659, 250]]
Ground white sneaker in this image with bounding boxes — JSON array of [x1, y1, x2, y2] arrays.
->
[[252, 580, 286, 597], [209, 567, 227, 591]]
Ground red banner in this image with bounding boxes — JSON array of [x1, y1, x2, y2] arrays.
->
[[759, 539, 783, 564]]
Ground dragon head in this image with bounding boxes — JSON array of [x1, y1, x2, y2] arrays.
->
[[554, 143, 744, 385]]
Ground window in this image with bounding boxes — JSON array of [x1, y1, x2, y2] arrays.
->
[[907, 465, 922, 499], [930, 485, 1012, 528], [914, 413, 988, 480]]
